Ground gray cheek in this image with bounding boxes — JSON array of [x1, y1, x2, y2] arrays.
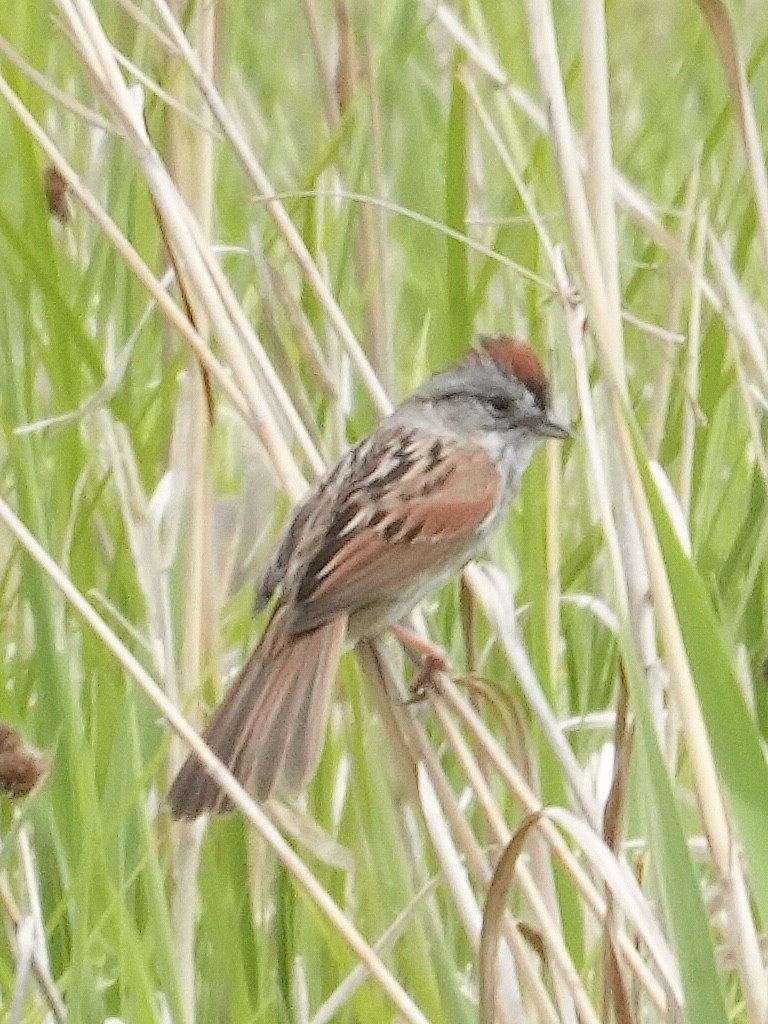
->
[[498, 433, 543, 488]]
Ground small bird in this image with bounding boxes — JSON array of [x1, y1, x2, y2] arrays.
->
[[169, 336, 570, 817]]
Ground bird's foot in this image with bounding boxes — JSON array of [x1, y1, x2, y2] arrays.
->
[[390, 624, 452, 704]]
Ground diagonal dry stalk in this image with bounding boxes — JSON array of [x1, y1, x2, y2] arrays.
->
[[1, 1, 767, 1021], [0, 490, 435, 1024]]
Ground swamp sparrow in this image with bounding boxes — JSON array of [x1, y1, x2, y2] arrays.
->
[[169, 336, 570, 816]]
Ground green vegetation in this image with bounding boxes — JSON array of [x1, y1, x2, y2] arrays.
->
[[0, 1, 767, 1021]]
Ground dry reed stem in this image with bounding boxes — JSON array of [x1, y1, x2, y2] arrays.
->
[[0, 492, 434, 1024]]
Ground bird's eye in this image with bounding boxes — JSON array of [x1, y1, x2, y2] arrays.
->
[[488, 395, 511, 415]]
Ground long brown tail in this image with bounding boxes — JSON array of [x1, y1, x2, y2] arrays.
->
[[168, 610, 347, 817]]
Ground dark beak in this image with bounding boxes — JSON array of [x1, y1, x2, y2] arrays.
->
[[512, 411, 573, 439], [513, 410, 572, 439], [536, 413, 572, 440]]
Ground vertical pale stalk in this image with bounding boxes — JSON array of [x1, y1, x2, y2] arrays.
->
[[580, 0, 622, 364], [709, 236, 768, 482], [616, 416, 768, 1022], [57, 0, 313, 501], [418, 771, 523, 1024], [301, 0, 340, 130], [523, 4, 765, 1015], [545, 417, 563, 704], [165, 3, 217, 1020], [335, 3, 391, 388], [679, 203, 707, 522], [695, 0, 768, 272], [580, 0, 667, 730], [550, 253, 628, 619], [522, 0, 622, 390], [149, 0, 393, 417], [166, 0, 217, 1015], [648, 168, 700, 460], [363, 32, 393, 389]]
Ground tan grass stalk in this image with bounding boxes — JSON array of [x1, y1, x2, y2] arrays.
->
[[466, 564, 600, 825], [418, 769, 524, 1024], [309, 876, 442, 1024], [695, 0, 768, 272], [708, 236, 768, 392], [360, 642, 568, 1020], [580, 0, 622, 360], [0, 72, 250, 428], [300, 0, 341, 130], [433, 667, 679, 1013], [709, 235, 768, 485], [146, 0, 393, 416], [0, 876, 66, 1022], [429, 0, 733, 322], [0, 494, 435, 1024], [433, 709, 583, 1024], [478, 815, 559, 1024], [615, 416, 768, 1022], [648, 169, 700, 459], [164, 2, 218, 1019], [0, 35, 112, 130], [9, 916, 35, 1024], [550, 251, 630, 616], [522, 0, 622, 387], [679, 204, 708, 522], [56, 0, 319, 491]]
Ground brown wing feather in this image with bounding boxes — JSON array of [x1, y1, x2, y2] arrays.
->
[[288, 437, 501, 632], [168, 429, 499, 815]]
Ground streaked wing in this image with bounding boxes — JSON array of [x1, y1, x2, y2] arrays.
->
[[286, 431, 501, 632]]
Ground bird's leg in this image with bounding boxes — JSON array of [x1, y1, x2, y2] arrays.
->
[[390, 623, 451, 703]]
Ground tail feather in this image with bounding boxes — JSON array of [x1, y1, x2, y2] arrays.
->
[[168, 612, 347, 818], [283, 617, 346, 790]]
